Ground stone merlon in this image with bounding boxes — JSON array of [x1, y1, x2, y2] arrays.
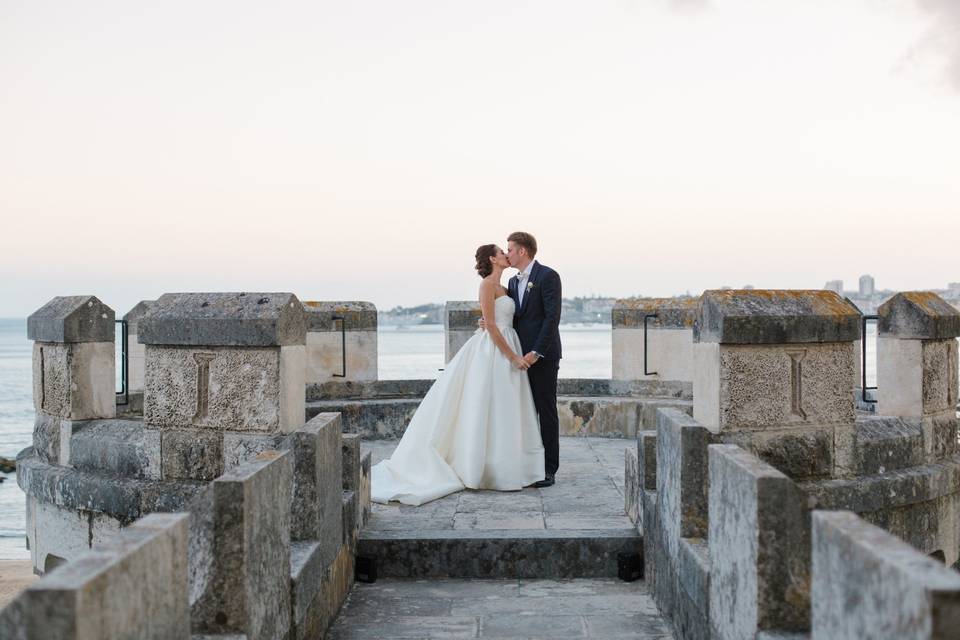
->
[[122, 300, 156, 335], [303, 301, 377, 332], [27, 296, 115, 343], [138, 292, 306, 346], [445, 301, 482, 331], [694, 289, 861, 344], [878, 291, 960, 340], [612, 297, 699, 329]]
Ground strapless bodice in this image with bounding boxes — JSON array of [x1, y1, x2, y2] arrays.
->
[[494, 295, 515, 328]]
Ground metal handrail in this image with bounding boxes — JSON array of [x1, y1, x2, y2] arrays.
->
[[116, 319, 129, 405], [332, 316, 347, 378], [643, 313, 658, 376], [861, 314, 878, 403]]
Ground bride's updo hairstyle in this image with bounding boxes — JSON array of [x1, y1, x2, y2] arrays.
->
[[475, 244, 497, 278]]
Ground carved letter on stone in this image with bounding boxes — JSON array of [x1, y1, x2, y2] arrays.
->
[[786, 349, 807, 419], [192, 352, 216, 424]]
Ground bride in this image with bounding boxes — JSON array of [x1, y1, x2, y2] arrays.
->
[[370, 244, 545, 505]]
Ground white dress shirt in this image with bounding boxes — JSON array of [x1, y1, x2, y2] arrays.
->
[[516, 260, 536, 308]]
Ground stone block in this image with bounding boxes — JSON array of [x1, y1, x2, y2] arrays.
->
[[27, 295, 115, 343], [812, 510, 960, 639], [123, 300, 155, 394], [708, 445, 809, 639], [138, 291, 306, 346], [444, 301, 481, 363], [11, 512, 190, 639], [360, 450, 372, 528], [32, 342, 115, 421], [287, 413, 344, 562], [878, 291, 960, 340], [69, 419, 161, 479], [655, 408, 710, 565], [161, 429, 224, 481], [289, 540, 325, 639], [613, 297, 698, 381], [878, 337, 959, 419], [719, 426, 834, 481], [342, 433, 361, 492], [695, 341, 855, 433], [695, 289, 861, 345], [191, 450, 293, 640], [625, 447, 640, 525], [342, 490, 358, 546], [144, 344, 304, 434], [222, 432, 286, 470], [558, 397, 640, 437], [637, 430, 657, 491]]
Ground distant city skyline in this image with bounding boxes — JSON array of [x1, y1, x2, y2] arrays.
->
[[2, 1, 959, 317]]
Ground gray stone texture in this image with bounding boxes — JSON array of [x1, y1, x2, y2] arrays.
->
[[613, 297, 699, 329], [878, 291, 960, 340], [189, 450, 293, 640], [27, 295, 115, 343], [144, 345, 293, 432], [922, 338, 959, 415], [303, 300, 377, 331], [122, 299, 156, 334], [637, 430, 657, 491], [656, 409, 710, 560], [695, 289, 861, 344], [342, 433, 361, 492], [812, 510, 960, 639], [160, 429, 224, 481], [138, 292, 306, 346], [4, 512, 190, 639], [68, 419, 161, 480], [32, 341, 116, 422], [708, 444, 809, 639], [625, 446, 640, 525]]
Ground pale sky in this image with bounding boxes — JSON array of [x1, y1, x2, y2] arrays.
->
[[1, 0, 958, 317]]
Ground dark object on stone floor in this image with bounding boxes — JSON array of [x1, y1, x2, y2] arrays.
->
[[532, 474, 555, 488], [618, 551, 643, 582], [356, 555, 377, 583]]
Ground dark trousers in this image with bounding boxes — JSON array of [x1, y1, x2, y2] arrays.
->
[[528, 360, 560, 476]]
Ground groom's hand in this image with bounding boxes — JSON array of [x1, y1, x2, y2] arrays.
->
[[523, 352, 539, 366]]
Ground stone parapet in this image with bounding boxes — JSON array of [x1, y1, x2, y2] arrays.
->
[[27, 295, 115, 343], [812, 510, 960, 639], [613, 297, 697, 382], [303, 301, 378, 384], [123, 300, 155, 395], [444, 300, 481, 363], [138, 292, 306, 346], [878, 291, 960, 340], [695, 289, 861, 345]]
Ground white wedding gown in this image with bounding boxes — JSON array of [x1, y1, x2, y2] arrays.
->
[[371, 295, 545, 506]]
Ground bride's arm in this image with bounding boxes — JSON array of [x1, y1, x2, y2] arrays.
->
[[479, 281, 528, 370]]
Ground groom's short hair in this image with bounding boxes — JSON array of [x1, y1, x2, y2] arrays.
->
[[507, 231, 537, 258]]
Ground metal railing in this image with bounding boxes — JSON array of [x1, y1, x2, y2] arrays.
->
[[861, 314, 878, 404], [643, 313, 658, 376], [116, 319, 129, 405]]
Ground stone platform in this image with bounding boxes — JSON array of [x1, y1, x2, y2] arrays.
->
[[328, 578, 673, 639], [358, 438, 639, 579]]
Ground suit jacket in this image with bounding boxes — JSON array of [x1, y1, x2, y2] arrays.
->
[[508, 261, 562, 362]]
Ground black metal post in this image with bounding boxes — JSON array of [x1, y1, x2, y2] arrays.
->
[[643, 313, 658, 377], [115, 319, 129, 405], [332, 316, 347, 378]]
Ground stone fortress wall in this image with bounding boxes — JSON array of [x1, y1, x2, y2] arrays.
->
[[2, 288, 959, 638]]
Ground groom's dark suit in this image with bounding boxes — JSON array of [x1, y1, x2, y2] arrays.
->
[[509, 261, 562, 477]]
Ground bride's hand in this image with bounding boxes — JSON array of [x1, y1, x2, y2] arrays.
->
[[513, 355, 530, 370]]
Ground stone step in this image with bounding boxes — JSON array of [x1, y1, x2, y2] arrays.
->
[[357, 528, 642, 579]]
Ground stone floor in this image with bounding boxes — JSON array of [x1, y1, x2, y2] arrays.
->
[[362, 437, 634, 533], [327, 578, 673, 639], [0, 560, 36, 610]]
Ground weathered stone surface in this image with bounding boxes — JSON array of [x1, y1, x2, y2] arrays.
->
[[144, 344, 304, 434], [342, 433, 361, 492], [122, 299, 156, 334], [696, 341, 855, 433], [32, 342, 115, 422], [444, 301, 481, 362], [138, 292, 306, 346], [222, 432, 285, 470], [288, 413, 344, 561], [123, 301, 155, 394], [306, 331, 377, 384], [878, 291, 960, 340], [812, 510, 960, 639], [303, 301, 377, 331], [656, 408, 710, 564], [614, 326, 695, 382], [879, 337, 959, 419], [695, 290, 861, 344], [190, 450, 292, 640], [8, 512, 190, 639], [307, 378, 434, 402], [359, 450, 372, 529], [708, 444, 809, 639], [719, 426, 833, 481], [161, 429, 224, 480], [342, 490, 358, 546], [289, 541, 325, 639], [27, 296, 115, 343], [637, 430, 657, 491], [625, 446, 640, 525], [613, 297, 699, 329], [559, 397, 640, 437], [851, 415, 925, 475], [69, 419, 161, 479]]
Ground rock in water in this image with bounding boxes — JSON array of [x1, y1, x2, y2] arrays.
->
[[0, 457, 15, 474]]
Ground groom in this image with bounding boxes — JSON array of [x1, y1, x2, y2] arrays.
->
[[506, 231, 562, 488]]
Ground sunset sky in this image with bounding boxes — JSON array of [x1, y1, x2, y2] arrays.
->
[[2, 0, 958, 317]]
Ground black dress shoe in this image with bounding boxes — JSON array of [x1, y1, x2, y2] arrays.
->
[[532, 474, 555, 488]]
